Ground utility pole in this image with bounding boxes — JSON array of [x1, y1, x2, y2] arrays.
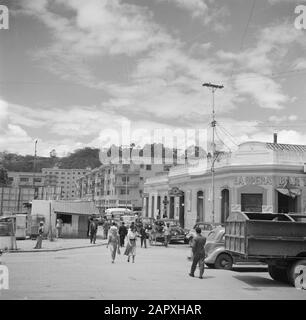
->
[[202, 83, 224, 224], [33, 139, 38, 186]]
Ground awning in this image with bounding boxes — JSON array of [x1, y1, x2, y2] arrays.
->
[[276, 188, 301, 198]]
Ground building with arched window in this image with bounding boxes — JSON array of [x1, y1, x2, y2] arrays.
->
[[143, 141, 306, 229]]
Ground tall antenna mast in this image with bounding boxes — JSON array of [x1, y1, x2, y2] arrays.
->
[[202, 83, 224, 224]]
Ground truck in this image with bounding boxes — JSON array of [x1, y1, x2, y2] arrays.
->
[[225, 211, 306, 286]]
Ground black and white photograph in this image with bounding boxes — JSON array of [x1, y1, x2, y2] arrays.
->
[[0, 0, 306, 308]]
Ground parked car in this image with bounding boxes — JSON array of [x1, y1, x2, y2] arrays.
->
[[139, 217, 155, 230], [185, 222, 218, 246], [204, 226, 260, 270], [149, 219, 188, 244]]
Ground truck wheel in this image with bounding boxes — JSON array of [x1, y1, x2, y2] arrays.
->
[[268, 265, 288, 283], [214, 253, 233, 270], [287, 259, 306, 287]]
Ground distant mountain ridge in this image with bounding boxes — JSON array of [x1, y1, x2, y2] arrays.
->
[[0, 147, 101, 172]]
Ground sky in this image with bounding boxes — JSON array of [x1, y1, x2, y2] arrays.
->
[[0, 0, 306, 157]]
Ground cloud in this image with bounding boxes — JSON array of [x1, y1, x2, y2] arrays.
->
[[0, 99, 9, 132], [20, 0, 175, 57], [156, 0, 209, 18], [234, 73, 289, 110], [268, 115, 298, 123], [218, 23, 302, 74], [217, 22, 304, 109]]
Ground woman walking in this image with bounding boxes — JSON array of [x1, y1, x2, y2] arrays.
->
[[34, 221, 44, 249], [124, 226, 137, 263], [106, 222, 120, 263]]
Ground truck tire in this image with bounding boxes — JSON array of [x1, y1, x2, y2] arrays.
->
[[286, 259, 306, 287], [268, 265, 288, 283], [214, 253, 233, 270]]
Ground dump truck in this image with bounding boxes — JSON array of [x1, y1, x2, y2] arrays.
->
[[225, 212, 306, 286]]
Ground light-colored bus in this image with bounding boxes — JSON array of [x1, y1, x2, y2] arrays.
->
[[105, 208, 133, 222]]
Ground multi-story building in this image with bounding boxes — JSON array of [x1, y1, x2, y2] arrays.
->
[[8, 171, 45, 188], [77, 162, 172, 212], [144, 140, 306, 229], [42, 167, 91, 200], [1, 171, 61, 215]]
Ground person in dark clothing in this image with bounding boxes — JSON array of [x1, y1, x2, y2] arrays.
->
[[89, 219, 98, 244], [118, 222, 128, 247], [189, 227, 206, 279], [34, 222, 44, 249], [139, 224, 147, 248]]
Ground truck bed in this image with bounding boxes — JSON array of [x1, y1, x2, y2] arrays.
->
[[225, 212, 306, 259]]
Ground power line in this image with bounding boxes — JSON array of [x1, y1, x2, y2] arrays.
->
[[239, 0, 257, 52], [229, 0, 256, 80], [217, 123, 239, 146], [215, 126, 232, 152], [229, 67, 306, 83]]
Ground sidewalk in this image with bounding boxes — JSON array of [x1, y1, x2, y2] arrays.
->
[[9, 237, 108, 253]]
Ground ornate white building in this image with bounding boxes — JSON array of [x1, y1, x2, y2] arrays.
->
[[143, 141, 306, 229]]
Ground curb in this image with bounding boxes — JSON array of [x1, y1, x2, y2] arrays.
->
[[6, 242, 107, 253]]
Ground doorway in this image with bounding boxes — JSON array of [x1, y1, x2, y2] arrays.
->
[[221, 189, 229, 224], [278, 192, 297, 213], [197, 191, 204, 222], [179, 194, 185, 228], [169, 196, 175, 219]]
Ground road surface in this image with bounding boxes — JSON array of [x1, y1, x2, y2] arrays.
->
[[0, 242, 305, 300]]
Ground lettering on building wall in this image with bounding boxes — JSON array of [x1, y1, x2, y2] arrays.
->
[[234, 176, 306, 187], [234, 176, 272, 186], [278, 176, 306, 187]]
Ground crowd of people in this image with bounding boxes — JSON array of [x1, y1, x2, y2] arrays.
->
[[33, 214, 207, 279], [106, 221, 150, 263]]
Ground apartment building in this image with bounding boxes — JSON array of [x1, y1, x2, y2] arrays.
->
[[77, 162, 172, 212], [1, 172, 61, 215], [42, 167, 91, 200], [8, 171, 45, 188]]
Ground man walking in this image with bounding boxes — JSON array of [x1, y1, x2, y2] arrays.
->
[[163, 223, 171, 247], [89, 218, 98, 244], [140, 224, 147, 248], [118, 222, 128, 247], [189, 227, 206, 279]]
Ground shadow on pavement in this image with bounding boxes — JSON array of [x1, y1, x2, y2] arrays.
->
[[233, 275, 291, 288], [232, 266, 268, 273]]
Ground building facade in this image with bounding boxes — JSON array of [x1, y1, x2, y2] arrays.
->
[[42, 167, 91, 200], [143, 142, 306, 229], [77, 162, 171, 212], [1, 172, 61, 215]]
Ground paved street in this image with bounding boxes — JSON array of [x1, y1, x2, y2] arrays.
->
[[0, 243, 305, 300]]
